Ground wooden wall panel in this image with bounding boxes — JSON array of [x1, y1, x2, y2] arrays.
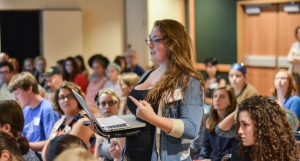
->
[[278, 3, 300, 56], [244, 6, 277, 56], [246, 67, 277, 96]]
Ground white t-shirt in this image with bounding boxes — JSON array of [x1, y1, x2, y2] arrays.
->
[[287, 41, 300, 74]]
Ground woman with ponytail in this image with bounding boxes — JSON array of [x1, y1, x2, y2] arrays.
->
[[0, 100, 39, 161]]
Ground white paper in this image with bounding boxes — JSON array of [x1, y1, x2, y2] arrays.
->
[[96, 115, 126, 127]]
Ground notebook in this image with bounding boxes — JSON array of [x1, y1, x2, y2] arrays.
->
[[72, 89, 146, 132]]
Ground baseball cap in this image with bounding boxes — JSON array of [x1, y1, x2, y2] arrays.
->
[[43, 66, 61, 77]]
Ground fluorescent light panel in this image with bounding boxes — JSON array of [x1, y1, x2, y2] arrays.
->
[[284, 4, 300, 12]]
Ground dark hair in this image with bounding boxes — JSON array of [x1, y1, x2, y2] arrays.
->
[[204, 57, 220, 79], [0, 131, 29, 157], [45, 134, 88, 161], [114, 56, 127, 70], [74, 55, 87, 73], [62, 57, 80, 82], [22, 58, 35, 72], [204, 57, 218, 66], [236, 95, 300, 160], [57, 59, 65, 66], [0, 61, 14, 72], [0, 100, 24, 138], [295, 26, 300, 40], [88, 54, 109, 69]]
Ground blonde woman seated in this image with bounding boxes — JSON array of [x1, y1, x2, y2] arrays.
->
[[198, 86, 238, 161], [54, 147, 97, 161], [117, 72, 140, 115], [94, 89, 125, 161], [42, 82, 96, 159]]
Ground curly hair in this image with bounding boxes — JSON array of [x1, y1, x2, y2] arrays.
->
[[145, 19, 205, 107], [272, 69, 298, 99], [53, 82, 85, 115], [236, 95, 300, 161], [206, 85, 237, 133]]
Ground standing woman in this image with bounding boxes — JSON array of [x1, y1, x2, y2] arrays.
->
[[75, 55, 90, 81], [122, 19, 205, 161], [287, 26, 300, 95], [198, 86, 238, 161], [62, 57, 88, 93], [232, 95, 299, 161], [228, 63, 258, 104]]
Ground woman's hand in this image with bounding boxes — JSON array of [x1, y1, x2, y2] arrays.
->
[[128, 96, 156, 123], [109, 139, 122, 159]]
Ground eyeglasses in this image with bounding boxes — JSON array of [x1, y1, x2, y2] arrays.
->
[[58, 94, 75, 101], [145, 38, 163, 45], [274, 77, 288, 81], [99, 100, 117, 107], [0, 71, 11, 75]]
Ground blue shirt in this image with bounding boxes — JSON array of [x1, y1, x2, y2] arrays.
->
[[123, 64, 145, 77], [23, 99, 60, 142], [283, 95, 300, 140]]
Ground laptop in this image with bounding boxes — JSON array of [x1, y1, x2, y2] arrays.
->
[[72, 89, 146, 133]]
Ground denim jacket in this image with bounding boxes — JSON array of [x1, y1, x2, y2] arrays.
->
[[121, 70, 204, 161], [151, 76, 204, 161]]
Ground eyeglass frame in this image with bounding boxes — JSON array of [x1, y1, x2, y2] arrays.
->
[[58, 94, 75, 101], [145, 37, 164, 45], [98, 100, 118, 107]]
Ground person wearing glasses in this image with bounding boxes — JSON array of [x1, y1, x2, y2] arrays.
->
[[120, 19, 205, 161], [0, 61, 15, 100], [93, 89, 125, 161], [228, 63, 258, 104], [8, 72, 60, 154], [41, 82, 96, 159], [123, 49, 145, 77]]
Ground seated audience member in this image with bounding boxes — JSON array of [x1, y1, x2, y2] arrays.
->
[[102, 62, 121, 93], [271, 69, 300, 139], [62, 57, 88, 93], [198, 86, 238, 161], [123, 49, 145, 77], [229, 63, 258, 104], [114, 56, 127, 72], [22, 58, 35, 74], [43, 66, 64, 102], [88, 54, 110, 80], [231, 95, 300, 160], [54, 147, 97, 161], [117, 72, 139, 115], [0, 131, 28, 161], [0, 52, 9, 63], [204, 57, 226, 106], [86, 56, 108, 105], [8, 58, 20, 74], [33, 56, 47, 88], [8, 72, 60, 151], [0, 61, 15, 100], [0, 100, 39, 161], [42, 82, 95, 158], [93, 89, 125, 161], [44, 134, 88, 161], [43, 134, 91, 161], [56, 59, 65, 74], [75, 55, 90, 81]]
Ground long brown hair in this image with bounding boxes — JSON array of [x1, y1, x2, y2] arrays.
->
[[145, 19, 205, 107], [206, 85, 237, 132], [236, 95, 299, 160], [272, 69, 297, 98]]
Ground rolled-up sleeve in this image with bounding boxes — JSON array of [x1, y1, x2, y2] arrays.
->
[[167, 77, 204, 139]]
